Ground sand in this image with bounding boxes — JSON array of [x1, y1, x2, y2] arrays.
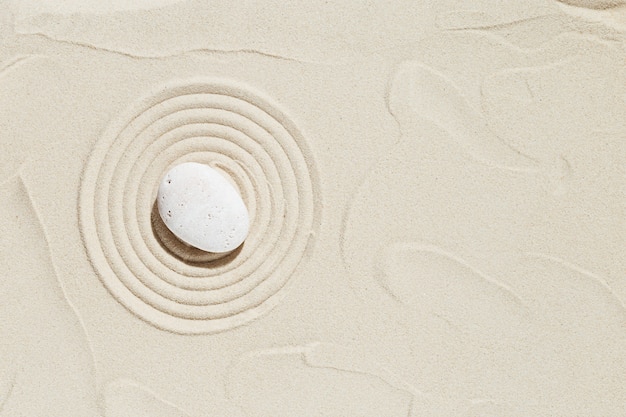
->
[[1, 0, 625, 415]]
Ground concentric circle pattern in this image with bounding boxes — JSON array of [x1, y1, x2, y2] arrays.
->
[[80, 79, 319, 334]]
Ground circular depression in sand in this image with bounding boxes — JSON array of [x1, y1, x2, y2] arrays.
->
[[80, 79, 319, 334]]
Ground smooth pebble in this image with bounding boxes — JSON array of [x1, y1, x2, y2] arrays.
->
[[157, 162, 250, 253]]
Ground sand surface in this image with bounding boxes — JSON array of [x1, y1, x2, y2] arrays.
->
[[1, 0, 626, 415]]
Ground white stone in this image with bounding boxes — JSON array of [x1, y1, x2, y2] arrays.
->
[[157, 162, 250, 253]]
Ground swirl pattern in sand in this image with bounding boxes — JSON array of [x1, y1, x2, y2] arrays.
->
[[79, 79, 319, 334]]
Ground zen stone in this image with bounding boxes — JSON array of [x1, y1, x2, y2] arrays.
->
[[157, 162, 250, 253]]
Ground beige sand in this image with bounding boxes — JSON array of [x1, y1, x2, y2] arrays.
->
[[1, 0, 625, 415]]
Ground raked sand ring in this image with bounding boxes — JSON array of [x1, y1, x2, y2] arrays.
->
[[81, 82, 315, 330], [80, 79, 319, 334]]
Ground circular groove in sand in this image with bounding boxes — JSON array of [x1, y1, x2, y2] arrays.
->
[[80, 79, 319, 334]]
